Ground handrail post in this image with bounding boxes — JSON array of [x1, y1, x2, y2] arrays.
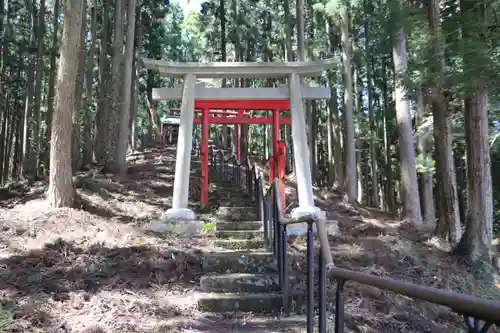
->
[[306, 221, 314, 333], [263, 195, 269, 250], [282, 224, 289, 315], [319, 248, 326, 333], [335, 280, 345, 333]]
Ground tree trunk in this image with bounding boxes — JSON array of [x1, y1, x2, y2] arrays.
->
[[129, 6, 142, 151], [44, 0, 60, 171], [117, 0, 137, 174], [21, 0, 36, 178], [32, 0, 45, 178], [340, 9, 356, 204], [129, 59, 138, 151], [145, 75, 161, 144], [382, 56, 395, 213], [72, 2, 87, 171], [365, 21, 379, 207], [354, 66, 364, 204], [48, 0, 85, 207], [392, 1, 422, 226], [105, 0, 125, 172], [0, 0, 7, 183], [416, 86, 435, 226], [456, 87, 493, 262], [219, 0, 229, 149], [82, 2, 97, 168], [426, 0, 461, 241], [94, 0, 110, 165]]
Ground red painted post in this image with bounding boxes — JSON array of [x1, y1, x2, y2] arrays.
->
[[278, 141, 286, 212], [236, 109, 243, 161], [201, 108, 209, 208], [270, 109, 280, 184], [175, 99, 294, 207]]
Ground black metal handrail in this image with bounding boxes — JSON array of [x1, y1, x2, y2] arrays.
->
[[208, 148, 253, 187], [209, 156, 500, 332], [264, 178, 500, 332]]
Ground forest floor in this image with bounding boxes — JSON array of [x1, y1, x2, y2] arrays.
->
[[0, 147, 499, 333]]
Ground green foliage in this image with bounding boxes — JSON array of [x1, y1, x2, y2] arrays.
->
[[0, 304, 13, 332], [201, 221, 216, 234], [415, 153, 435, 173]]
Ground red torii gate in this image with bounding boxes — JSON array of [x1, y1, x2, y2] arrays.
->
[[172, 99, 290, 210]]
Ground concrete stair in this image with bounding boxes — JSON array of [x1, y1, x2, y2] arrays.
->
[[215, 230, 262, 239], [212, 238, 265, 250], [198, 292, 305, 313], [198, 206, 300, 314], [215, 221, 262, 231], [201, 273, 281, 293]]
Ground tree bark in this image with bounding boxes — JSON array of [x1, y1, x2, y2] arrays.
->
[[365, 21, 379, 207], [72, 2, 87, 171], [416, 86, 435, 226], [105, 0, 125, 172], [340, 8, 356, 204], [82, 2, 97, 168], [44, 0, 60, 171], [456, 87, 493, 262], [392, 1, 423, 226], [21, 0, 36, 178], [426, 0, 461, 241], [47, 0, 85, 207], [32, 0, 45, 178], [94, 0, 110, 165], [117, 0, 137, 174]]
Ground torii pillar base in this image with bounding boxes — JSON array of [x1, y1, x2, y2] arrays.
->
[[150, 208, 202, 235], [287, 206, 327, 235]]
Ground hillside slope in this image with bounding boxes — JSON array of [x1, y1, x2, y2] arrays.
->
[[0, 147, 498, 333]]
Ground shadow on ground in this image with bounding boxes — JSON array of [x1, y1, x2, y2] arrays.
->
[[0, 239, 202, 297]]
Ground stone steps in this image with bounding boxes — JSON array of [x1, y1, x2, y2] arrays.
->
[[200, 205, 298, 315], [203, 250, 278, 274], [215, 221, 262, 231], [212, 238, 265, 250], [215, 230, 262, 239], [215, 206, 258, 222], [201, 273, 281, 293], [197, 292, 305, 313], [170, 314, 308, 332]]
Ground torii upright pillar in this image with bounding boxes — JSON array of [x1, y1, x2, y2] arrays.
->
[[288, 73, 325, 222], [161, 74, 197, 220]]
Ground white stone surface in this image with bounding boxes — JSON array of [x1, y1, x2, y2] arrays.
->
[[152, 83, 331, 101], [150, 208, 201, 234], [289, 73, 314, 208], [160, 207, 197, 221], [150, 219, 203, 235], [286, 206, 331, 236], [290, 205, 327, 220], [142, 58, 339, 78], [171, 74, 196, 210]]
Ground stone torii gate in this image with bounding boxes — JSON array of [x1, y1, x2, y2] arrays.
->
[[143, 58, 337, 232]]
